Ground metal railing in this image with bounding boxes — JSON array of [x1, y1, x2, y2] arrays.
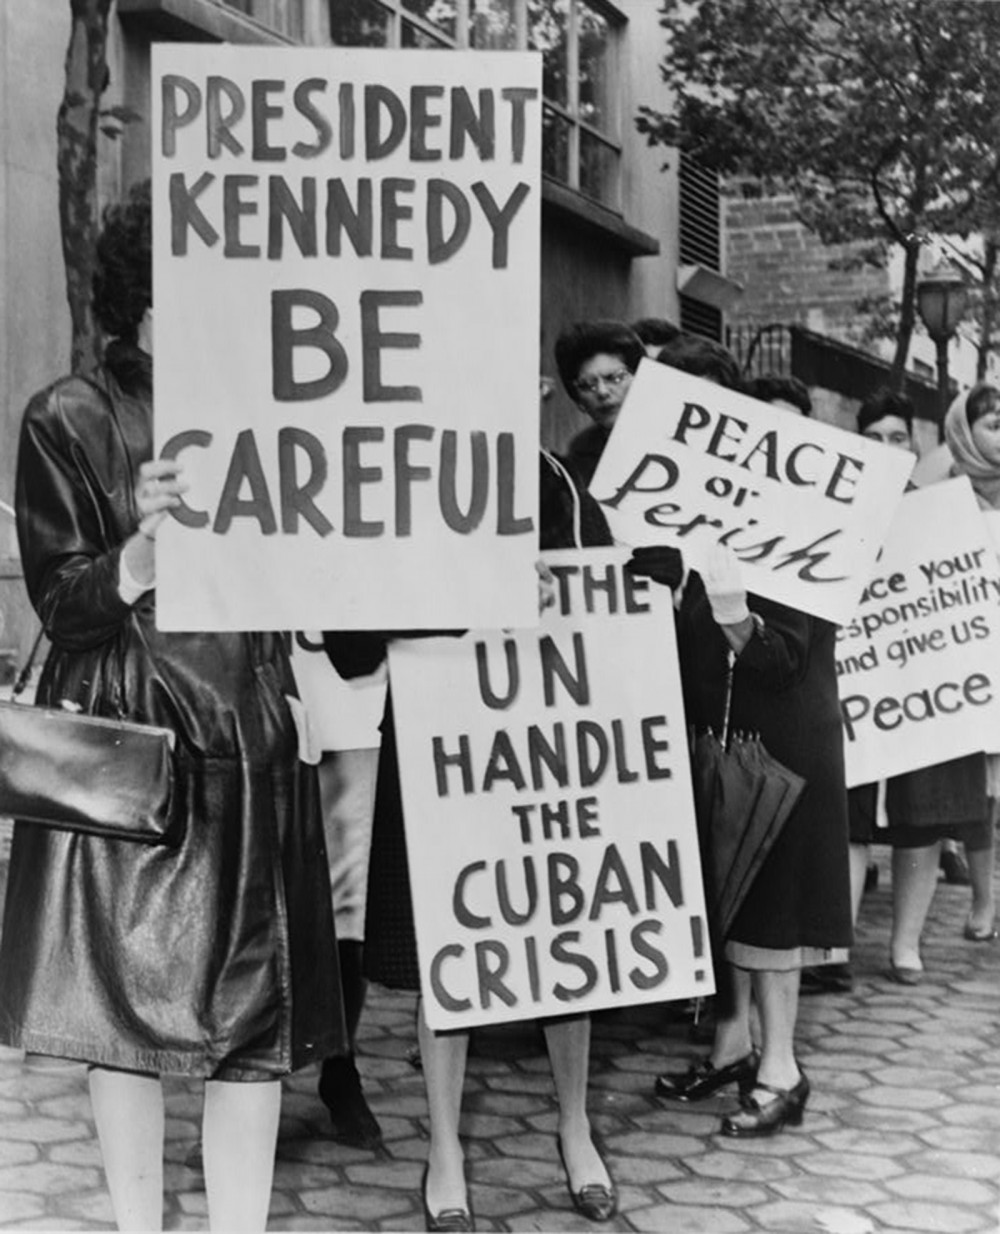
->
[[726, 322, 792, 378]]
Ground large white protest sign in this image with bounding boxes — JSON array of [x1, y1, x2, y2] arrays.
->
[[837, 478, 1000, 786], [388, 549, 712, 1031], [151, 46, 540, 630], [589, 361, 913, 624]]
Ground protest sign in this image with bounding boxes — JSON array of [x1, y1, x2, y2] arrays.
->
[[589, 360, 913, 624], [388, 549, 712, 1031], [151, 46, 540, 631], [837, 477, 1000, 786]]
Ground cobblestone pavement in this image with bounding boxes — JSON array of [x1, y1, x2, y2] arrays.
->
[[0, 837, 997, 1233]]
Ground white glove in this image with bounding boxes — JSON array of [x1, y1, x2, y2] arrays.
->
[[702, 546, 750, 627], [536, 559, 557, 613]]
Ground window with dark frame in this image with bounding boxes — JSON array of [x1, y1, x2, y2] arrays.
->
[[221, 0, 306, 38], [329, 0, 624, 210]]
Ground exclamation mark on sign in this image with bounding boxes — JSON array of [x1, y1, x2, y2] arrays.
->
[[691, 916, 706, 981]]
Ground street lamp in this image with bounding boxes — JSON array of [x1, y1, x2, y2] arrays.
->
[[916, 259, 969, 433]]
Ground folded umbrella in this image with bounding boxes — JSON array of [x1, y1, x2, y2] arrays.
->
[[715, 734, 805, 939]]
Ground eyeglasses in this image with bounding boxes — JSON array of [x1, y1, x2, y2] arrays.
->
[[575, 368, 631, 396]]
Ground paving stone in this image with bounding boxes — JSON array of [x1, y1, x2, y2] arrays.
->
[[0, 1142, 38, 1169], [906, 1148, 1000, 1180], [49, 1191, 117, 1224], [812, 1129, 922, 1156], [867, 1199, 995, 1231], [815, 1033, 915, 1055], [626, 1201, 752, 1232], [0, 1161, 103, 1197], [46, 1141, 104, 1168], [605, 1129, 708, 1159], [682, 1150, 794, 1184], [0, 1192, 46, 1222], [752, 1199, 879, 1231], [884, 1173, 996, 1205], [656, 1179, 771, 1207], [1, 1219, 97, 1230], [795, 1151, 905, 1182], [837, 1106, 941, 1132], [769, 1175, 887, 1206], [853, 1085, 951, 1110], [920, 1123, 1000, 1155], [298, 1182, 414, 1221], [467, 1181, 537, 1217], [607, 1154, 685, 1185]]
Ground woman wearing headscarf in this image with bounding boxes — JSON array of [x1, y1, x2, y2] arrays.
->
[[937, 382, 1000, 942]]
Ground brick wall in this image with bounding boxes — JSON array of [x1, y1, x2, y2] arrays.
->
[[726, 194, 889, 349]]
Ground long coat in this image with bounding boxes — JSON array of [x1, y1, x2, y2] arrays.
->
[[0, 342, 346, 1077], [677, 575, 852, 951]]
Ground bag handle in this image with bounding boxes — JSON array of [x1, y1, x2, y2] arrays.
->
[[541, 450, 583, 549], [720, 647, 736, 750], [11, 628, 45, 702]]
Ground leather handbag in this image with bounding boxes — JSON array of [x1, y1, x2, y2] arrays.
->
[[0, 631, 179, 845]]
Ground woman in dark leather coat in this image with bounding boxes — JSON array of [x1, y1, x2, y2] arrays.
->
[[0, 183, 345, 1231]]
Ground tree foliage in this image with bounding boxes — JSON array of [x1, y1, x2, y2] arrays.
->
[[637, 0, 1000, 385]]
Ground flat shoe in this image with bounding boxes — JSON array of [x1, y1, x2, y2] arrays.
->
[[557, 1137, 617, 1223], [963, 920, 998, 942], [655, 1049, 758, 1102], [721, 1071, 809, 1138], [421, 1164, 474, 1233], [885, 961, 922, 986]]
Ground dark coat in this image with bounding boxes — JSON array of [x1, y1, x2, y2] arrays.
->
[[0, 343, 345, 1077], [327, 454, 614, 991], [678, 575, 852, 951]]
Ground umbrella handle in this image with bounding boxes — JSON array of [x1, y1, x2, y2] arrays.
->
[[721, 649, 736, 750]]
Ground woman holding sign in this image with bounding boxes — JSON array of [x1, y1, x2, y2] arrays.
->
[[941, 382, 1000, 941], [0, 183, 344, 1232], [324, 454, 618, 1232], [630, 336, 852, 1137]]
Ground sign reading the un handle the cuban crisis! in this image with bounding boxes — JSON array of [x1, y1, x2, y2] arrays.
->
[[388, 549, 712, 1032], [590, 360, 914, 624], [837, 477, 1000, 786], [151, 46, 541, 630]]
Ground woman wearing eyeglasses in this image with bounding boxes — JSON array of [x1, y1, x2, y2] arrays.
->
[[554, 321, 645, 488]]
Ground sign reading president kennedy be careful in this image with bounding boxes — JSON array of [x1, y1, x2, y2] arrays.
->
[[151, 46, 541, 631]]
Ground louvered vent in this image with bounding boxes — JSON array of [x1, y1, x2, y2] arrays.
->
[[678, 152, 723, 340], [679, 297, 722, 340], [679, 152, 720, 268]]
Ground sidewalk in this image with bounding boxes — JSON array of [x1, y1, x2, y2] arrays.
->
[[0, 833, 997, 1233]]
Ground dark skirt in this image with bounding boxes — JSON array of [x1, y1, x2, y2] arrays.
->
[[362, 701, 421, 991], [850, 753, 991, 849]]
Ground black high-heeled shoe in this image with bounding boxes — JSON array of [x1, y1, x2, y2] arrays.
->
[[720, 1070, 810, 1138], [420, 1163, 474, 1232], [654, 1049, 759, 1102], [557, 1136, 617, 1223]]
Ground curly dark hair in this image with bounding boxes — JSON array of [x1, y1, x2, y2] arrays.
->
[[654, 334, 744, 393], [631, 317, 682, 350], [857, 387, 914, 435], [747, 373, 813, 416], [92, 179, 152, 344], [553, 320, 645, 399]]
